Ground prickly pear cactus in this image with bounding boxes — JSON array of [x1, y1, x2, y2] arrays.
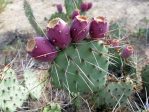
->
[[141, 64, 149, 93], [0, 67, 28, 112], [50, 40, 109, 93], [43, 102, 61, 112], [95, 81, 132, 107], [24, 69, 48, 100]]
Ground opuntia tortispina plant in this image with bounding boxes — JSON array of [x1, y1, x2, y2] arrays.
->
[[25, 13, 139, 111], [25, 1, 139, 110]]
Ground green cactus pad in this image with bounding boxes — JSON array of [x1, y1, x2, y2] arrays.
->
[[50, 40, 109, 93], [43, 102, 61, 112], [109, 19, 127, 39], [95, 81, 132, 108], [24, 0, 43, 36], [24, 69, 48, 100], [50, 12, 68, 21], [141, 64, 149, 93], [109, 49, 136, 77], [0, 67, 28, 112], [64, 0, 82, 17]]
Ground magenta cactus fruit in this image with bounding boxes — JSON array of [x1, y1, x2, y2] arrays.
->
[[80, 2, 92, 12], [56, 4, 63, 13], [26, 37, 57, 62], [89, 16, 109, 39], [71, 9, 80, 20], [47, 18, 71, 49], [111, 39, 120, 47], [87, 2, 92, 10], [121, 45, 134, 58], [70, 15, 89, 42], [105, 39, 112, 45], [80, 2, 88, 12]]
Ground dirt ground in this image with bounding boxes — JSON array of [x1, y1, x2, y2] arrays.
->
[[0, 0, 149, 35]]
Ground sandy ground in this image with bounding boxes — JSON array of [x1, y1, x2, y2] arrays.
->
[[0, 0, 149, 47]]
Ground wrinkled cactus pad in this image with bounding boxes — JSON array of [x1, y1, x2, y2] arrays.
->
[[0, 67, 28, 112], [49, 40, 109, 93]]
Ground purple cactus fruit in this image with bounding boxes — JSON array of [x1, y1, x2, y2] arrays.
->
[[47, 18, 71, 49], [70, 15, 89, 42], [71, 9, 80, 20], [56, 4, 63, 13], [105, 39, 112, 45], [26, 37, 57, 62], [89, 16, 109, 39], [121, 45, 134, 58], [80, 2, 88, 12], [80, 2, 92, 12], [87, 2, 92, 10], [111, 39, 120, 47]]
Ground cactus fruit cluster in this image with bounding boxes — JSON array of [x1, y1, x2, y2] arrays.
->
[[27, 15, 110, 62]]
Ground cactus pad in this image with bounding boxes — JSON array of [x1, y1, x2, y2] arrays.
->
[[141, 64, 149, 93], [109, 50, 136, 77], [24, 69, 48, 100], [0, 67, 28, 112], [50, 12, 68, 21], [43, 102, 61, 112], [95, 81, 132, 107], [64, 0, 82, 17], [50, 40, 109, 93]]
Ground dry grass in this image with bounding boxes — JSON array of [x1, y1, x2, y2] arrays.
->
[[0, 0, 7, 13]]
